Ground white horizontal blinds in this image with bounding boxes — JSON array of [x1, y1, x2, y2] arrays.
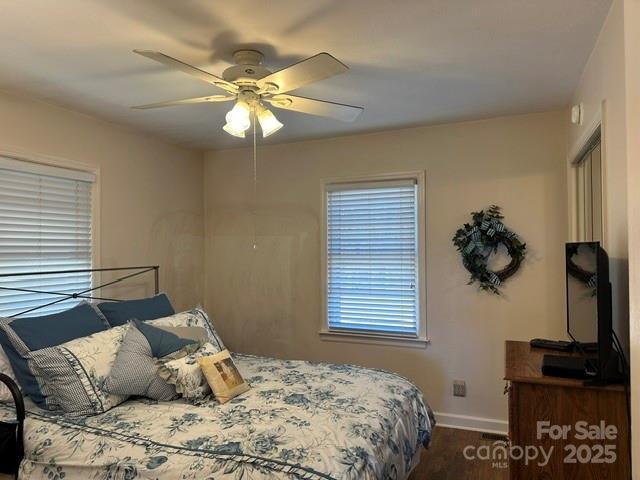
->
[[0, 157, 94, 317], [327, 179, 419, 336]]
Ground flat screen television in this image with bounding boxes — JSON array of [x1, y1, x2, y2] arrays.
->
[[565, 241, 619, 384]]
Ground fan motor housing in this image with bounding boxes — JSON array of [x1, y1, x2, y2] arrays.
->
[[223, 49, 271, 85]]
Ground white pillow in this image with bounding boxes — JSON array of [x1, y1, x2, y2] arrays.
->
[[157, 342, 221, 401], [148, 307, 225, 351]]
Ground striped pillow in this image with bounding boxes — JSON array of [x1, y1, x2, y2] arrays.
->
[[28, 325, 129, 417], [102, 321, 200, 400]]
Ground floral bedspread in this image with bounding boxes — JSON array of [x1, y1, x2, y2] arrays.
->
[[0, 354, 435, 480]]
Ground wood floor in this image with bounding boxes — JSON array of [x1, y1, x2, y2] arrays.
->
[[409, 427, 510, 480]]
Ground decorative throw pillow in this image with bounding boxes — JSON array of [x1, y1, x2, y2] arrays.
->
[[97, 293, 175, 327], [157, 343, 222, 401], [0, 301, 108, 409], [103, 321, 201, 401], [198, 350, 250, 404], [147, 307, 225, 352], [135, 322, 208, 355], [28, 325, 130, 417]]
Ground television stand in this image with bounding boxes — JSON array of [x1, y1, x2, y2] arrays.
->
[[505, 341, 630, 479]]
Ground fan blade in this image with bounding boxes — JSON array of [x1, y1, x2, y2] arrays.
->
[[134, 50, 238, 94], [266, 94, 363, 122], [256, 53, 348, 94], [131, 95, 235, 110]]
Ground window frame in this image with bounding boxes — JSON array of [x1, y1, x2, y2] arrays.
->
[[0, 148, 101, 309], [319, 171, 428, 347]]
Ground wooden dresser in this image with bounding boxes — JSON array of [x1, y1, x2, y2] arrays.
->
[[505, 341, 630, 479]]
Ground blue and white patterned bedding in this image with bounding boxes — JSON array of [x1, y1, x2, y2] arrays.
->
[[0, 354, 435, 479]]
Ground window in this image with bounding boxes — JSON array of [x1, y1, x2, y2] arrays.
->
[[574, 129, 603, 242], [321, 173, 426, 343], [0, 156, 95, 317]]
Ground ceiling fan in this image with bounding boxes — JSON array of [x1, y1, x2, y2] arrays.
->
[[132, 49, 364, 138]]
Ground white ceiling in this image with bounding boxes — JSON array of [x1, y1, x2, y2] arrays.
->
[[0, 0, 611, 150]]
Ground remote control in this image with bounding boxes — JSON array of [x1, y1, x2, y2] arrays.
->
[[529, 338, 575, 352]]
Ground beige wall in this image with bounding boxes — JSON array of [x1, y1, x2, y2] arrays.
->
[[0, 90, 204, 311], [569, 0, 630, 351], [0, 77, 572, 428], [623, 0, 640, 471], [204, 110, 568, 425]]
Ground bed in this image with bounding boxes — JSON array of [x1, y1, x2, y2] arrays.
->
[[0, 267, 435, 479]]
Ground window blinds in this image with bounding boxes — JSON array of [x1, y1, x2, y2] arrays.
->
[[326, 180, 419, 336], [0, 157, 94, 317]]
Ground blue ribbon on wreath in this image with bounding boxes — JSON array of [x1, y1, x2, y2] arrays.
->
[[480, 217, 505, 237], [463, 226, 483, 254]]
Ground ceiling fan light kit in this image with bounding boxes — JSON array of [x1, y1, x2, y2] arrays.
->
[[256, 104, 284, 138], [222, 91, 282, 138], [222, 121, 246, 138], [132, 48, 363, 139], [225, 99, 251, 131]]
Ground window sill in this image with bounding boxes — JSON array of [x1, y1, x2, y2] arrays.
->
[[318, 329, 430, 348]]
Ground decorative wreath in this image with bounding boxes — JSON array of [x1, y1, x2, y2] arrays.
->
[[452, 205, 526, 294]]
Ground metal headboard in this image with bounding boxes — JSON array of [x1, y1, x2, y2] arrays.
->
[[0, 266, 160, 318]]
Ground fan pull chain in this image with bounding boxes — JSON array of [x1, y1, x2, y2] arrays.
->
[[252, 109, 258, 250]]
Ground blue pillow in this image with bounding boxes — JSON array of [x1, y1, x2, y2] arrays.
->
[[97, 293, 175, 327], [0, 302, 108, 408], [134, 319, 195, 358]]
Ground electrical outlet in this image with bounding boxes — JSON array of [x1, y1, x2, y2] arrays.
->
[[453, 380, 466, 397]]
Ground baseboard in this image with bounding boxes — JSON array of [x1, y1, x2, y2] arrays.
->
[[434, 412, 508, 435]]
